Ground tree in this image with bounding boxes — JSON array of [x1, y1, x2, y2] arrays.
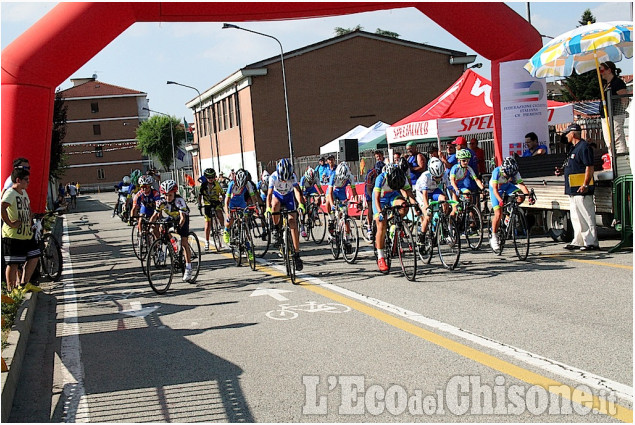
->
[[335, 25, 363, 36], [136, 115, 184, 170], [375, 29, 399, 38], [560, 9, 601, 102], [49, 89, 68, 181]]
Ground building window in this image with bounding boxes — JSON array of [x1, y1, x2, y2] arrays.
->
[[221, 100, 227, 131], [229, 95, 235, 128], [91, 102, 99, 113], [93, 124, 101, 135], [95, 146, 103, 157], [216, 103, 222, 132], [97, 168, 105, 180]]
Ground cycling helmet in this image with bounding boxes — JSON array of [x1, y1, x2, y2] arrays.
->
[[428, 158, 445, 178], [138, 175, 154, 186], [304, 167, 316, 183], [261, 170, 270, 184], [277, 158, 293, 180], [397, 157, 410, 173], [235, 169, 248, 188], [501, 156, 519, 176], [335, 162, 350, 179], [204, 168, 216, 179], [122, 176, 131, 184], [456, 149, 472, 160], [160, 179, 177, 194], [385, 164, 407, 190]]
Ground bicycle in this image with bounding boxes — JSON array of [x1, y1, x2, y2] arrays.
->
[[32, 211, 63, 283], [302, 194, 327, 244], [328, 200, 360, 264], [146, 218, 201, 294], [228, 206, 257, 271], [359, 200, 373, 243], [372, 203, 417, 281], [131, 215, 156, 275], [488, 189, 536, 261], [269, 208, 300, 284], [198, 204, 224, 252], [412, 200, 461, 270], [455, 192, 484, 250]]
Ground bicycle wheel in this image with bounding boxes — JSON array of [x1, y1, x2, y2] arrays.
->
[[396, 224, 417, 281], [512, 210, 530, 261], [283, 226, 297, 283], [147, 238, 174, 294], [360, 207, 372, 242], [243, 222, 257, 271], [381, 227, 392, 274], [185, 232, 201, 282], [342, 217, 360, 264], [310, 209, 327, 244], [140, 229, 154, 276], [211, 215, 223, 252], [464, 205, 484, 250], [437, 215, 461, 270], [41, 234, 63, 281], [230, 223, 242, 266], [330, 228, 341, 260], [250, 214, 270, 257]]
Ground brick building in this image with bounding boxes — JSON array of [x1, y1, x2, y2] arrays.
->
[[185, 30, 473, 179], [59, 78, 149, 188]]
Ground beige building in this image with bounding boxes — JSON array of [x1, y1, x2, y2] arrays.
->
[[60, 78, 149, 188], [186, 30, 473, 178]]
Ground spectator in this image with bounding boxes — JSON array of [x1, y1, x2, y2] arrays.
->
[[217, 172, 229, 191], [75, 181, 81, 196], [440, 143, 457, 172], [229, 169, 236, 182], [373, 150, 385, 170], [469, 138, 487, 176], [392, 151, 402, 164], [556, 123, 599, 251], [321, 155, 337, 184], [599, 61, 628, 155], [2, 157, 30, 194], [522, 132, 548, 157], [452, 136, 479, 172], [315, 157, 329, 183], [1, 167, 40, 291], [57, 183, 66, 207], [68, 181, 78, 209], [428, 146, 440, 159], [404, 141, 428, 186]]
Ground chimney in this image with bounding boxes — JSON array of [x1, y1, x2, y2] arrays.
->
[[71, 76, 96, 87]]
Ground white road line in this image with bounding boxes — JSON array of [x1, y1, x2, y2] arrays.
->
[[60, 216, 90, 422], [260, 257, 633, 403]]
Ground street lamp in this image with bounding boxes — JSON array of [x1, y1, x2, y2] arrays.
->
[[222, 23, 294, 168], [143, 107, 177, 186], [468, 63, 483, 69], [166, 80, 205, 177]]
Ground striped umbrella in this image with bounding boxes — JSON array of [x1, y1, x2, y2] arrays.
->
[[524, 21, 632, 78]]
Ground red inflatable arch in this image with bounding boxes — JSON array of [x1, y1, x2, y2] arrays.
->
[[2, 2, 541, 212]]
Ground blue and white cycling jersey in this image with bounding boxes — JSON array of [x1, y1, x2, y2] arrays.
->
[[414, 171, 450, 194], [299, 175, 318, 196], [372, 172, 411, 215], [226, 180, 255, 209], [268, 171, 299, 196], [488, 166, 524, 209]]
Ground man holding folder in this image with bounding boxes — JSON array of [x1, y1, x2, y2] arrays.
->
[[556, 123, 599, 251]]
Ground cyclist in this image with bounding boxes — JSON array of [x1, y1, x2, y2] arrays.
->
[[257, 171, 270, 205], [266, 158, 306, 271], [449, 149, 485, 212], [489, 156, 533, 251], [373, 164, 417, 272], [299, 167, 324, 238], [131, 175, 160, 238], [113, 175, 135, 218], [325, 161, 357, 248], [414, 157, 451, 241], [197, 168, 225, 251], [243, 170, 263, 209], [150, 179, 194, 282], [223, 168, 260, 245]]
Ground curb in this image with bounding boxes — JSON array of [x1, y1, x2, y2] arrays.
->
[[1, 290, 38, 422]]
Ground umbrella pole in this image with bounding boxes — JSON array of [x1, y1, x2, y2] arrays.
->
[[592, 48, 613, 154]]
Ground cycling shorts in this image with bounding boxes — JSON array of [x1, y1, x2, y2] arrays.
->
[[372, 192, 403, 216], [489, 183, 520, 210], [204, 202, 222, 220], [332, 187, 348, 202], [228, 197, 247, 211], [303, 186, 317, 197], [139, 206, 155, 217], [273, 190, 296, 211]]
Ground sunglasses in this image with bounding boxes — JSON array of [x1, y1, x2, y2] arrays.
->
[[15, 165, 30, 170]]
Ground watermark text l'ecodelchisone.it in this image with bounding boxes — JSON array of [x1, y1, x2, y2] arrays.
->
[[302, 375, 618, 417]]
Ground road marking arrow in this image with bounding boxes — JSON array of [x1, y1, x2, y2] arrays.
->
[[250, 287, 292, 301]]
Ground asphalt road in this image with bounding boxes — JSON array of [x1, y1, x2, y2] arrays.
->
[[9, 192, 633, 423]]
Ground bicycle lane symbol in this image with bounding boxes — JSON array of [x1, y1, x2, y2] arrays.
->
[[265, 301, 352, 321]]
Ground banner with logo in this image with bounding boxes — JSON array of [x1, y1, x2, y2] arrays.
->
[[499, 60, 549, 158]]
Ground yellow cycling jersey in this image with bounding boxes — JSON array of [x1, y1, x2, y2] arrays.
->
[[155, 195, 189, 218], [200, 180, 223, 205]]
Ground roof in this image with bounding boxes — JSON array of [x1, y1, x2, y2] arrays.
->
[[244, 29, 468, 70], [60, 80, 146, 99]]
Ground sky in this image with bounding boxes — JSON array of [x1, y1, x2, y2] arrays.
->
[[1, 1, 633, 125]]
